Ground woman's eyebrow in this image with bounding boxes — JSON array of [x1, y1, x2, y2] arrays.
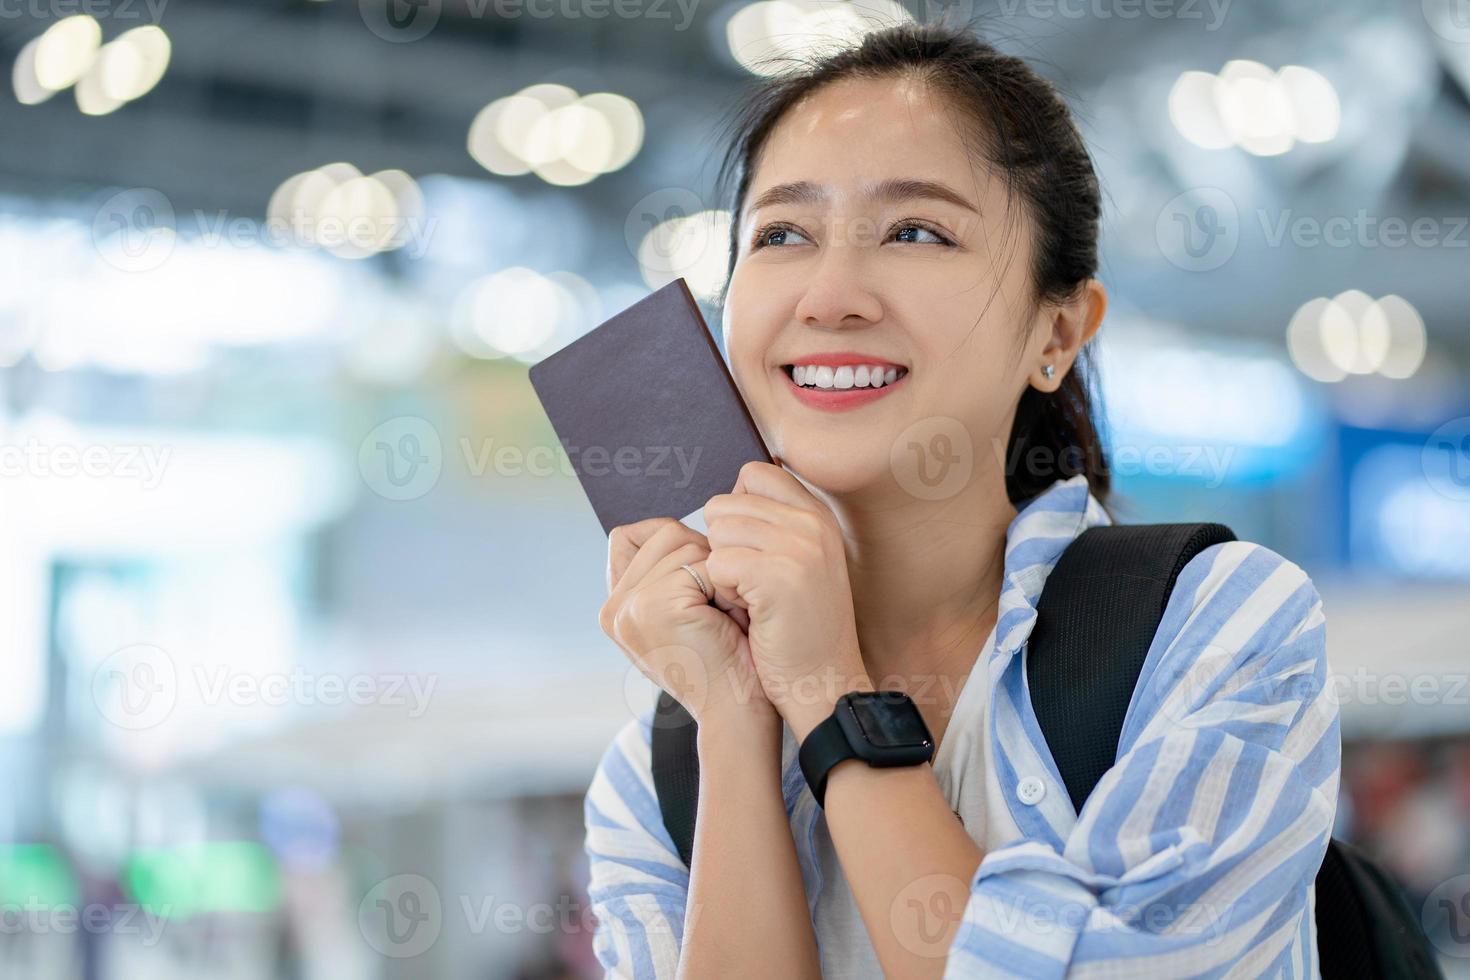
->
[[747, 177, 980, 215]]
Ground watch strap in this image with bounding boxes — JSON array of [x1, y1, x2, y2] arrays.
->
[[798, 708, 856, 808]]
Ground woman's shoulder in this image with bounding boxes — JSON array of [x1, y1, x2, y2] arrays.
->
[[1168, 536, 1323, 628], [1137, 537, 1329, 704]]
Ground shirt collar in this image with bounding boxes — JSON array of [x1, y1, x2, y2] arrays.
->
[[991, 474, 1114, 667]]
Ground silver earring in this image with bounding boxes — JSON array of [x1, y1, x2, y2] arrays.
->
[[1041, 364, 1056, 380]]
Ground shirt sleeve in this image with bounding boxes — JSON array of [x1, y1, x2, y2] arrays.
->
[[583, 707, 689, 980], [945, 541, 1342, 979]]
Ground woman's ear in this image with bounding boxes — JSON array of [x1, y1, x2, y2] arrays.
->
[[1031, 278, 1107, 393]]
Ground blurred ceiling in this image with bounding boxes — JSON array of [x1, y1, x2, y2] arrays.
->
[[3, 0, 1468, 361]]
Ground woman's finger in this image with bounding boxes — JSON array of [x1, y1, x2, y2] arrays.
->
[[608, 518, 708, 595], [703, 545, 761, 602], [683, 557, 750, 628], [635, 541, 714, 602], [707, 513, 786, 553], [733, 459, 820, 511], [704, 490, 810, 529]]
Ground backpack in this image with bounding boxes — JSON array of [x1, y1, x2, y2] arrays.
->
[[650, 522, 1444, 979]]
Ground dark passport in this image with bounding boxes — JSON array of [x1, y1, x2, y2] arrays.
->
[[528, 278, 772, 535]]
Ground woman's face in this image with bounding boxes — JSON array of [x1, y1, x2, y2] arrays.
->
[[722, 75, 1050, 498]]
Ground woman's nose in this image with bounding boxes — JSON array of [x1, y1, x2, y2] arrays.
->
[[792, 238, 884, 329]]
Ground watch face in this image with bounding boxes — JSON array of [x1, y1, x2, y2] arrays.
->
[[846, 692, 931, 749]]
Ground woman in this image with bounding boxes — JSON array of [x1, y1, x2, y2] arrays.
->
[[583, 21, 1340, 978]]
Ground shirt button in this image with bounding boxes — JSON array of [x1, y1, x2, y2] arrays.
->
[[1016, 776, 1046, 805]]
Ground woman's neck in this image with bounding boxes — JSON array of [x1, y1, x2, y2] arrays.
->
[[818, 473, 1017, 699]]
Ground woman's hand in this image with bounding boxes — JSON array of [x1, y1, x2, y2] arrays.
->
[[703, 461, 870, 740], [600, 516, 775, 726]]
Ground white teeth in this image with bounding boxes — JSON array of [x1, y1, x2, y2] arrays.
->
[[790, 363, 905, 390]]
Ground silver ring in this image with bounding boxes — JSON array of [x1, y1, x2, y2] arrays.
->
[[679, 563, 712, 602]]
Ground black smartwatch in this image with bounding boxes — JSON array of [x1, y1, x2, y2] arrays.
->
[[798, 690, 935, 808]]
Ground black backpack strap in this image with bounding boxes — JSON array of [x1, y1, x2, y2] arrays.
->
[[650, 690, 699, 868], [1026, 522, 1236, 814]]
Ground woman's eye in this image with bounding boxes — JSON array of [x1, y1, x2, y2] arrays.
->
[[891, 223, 953, 246], [752, 224, 810, 249]]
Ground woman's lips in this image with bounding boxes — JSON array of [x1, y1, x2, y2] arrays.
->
[[777, 363, 909, 412]]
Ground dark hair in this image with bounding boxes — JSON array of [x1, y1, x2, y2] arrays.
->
[[710, 19, 1111, 510]]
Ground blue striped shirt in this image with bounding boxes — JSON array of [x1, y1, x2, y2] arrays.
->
[[582, 474, 1341, 977]]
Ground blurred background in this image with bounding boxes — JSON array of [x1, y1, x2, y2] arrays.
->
[[2, 0, 1469, 976]]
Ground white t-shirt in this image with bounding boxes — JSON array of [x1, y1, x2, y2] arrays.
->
[[804, 620, 1008, 979]]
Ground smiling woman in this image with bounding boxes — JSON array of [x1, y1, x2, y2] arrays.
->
[[584, 19, 1340, 980]]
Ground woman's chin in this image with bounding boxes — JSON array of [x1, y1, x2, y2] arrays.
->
[[769, 442, 893, 496]]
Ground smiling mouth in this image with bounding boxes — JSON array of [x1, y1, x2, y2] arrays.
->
[[780, 363, 910, 390]]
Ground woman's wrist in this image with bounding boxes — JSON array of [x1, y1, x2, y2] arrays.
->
[[778, 662, 876, 744], [696, 694, 783, 758]]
